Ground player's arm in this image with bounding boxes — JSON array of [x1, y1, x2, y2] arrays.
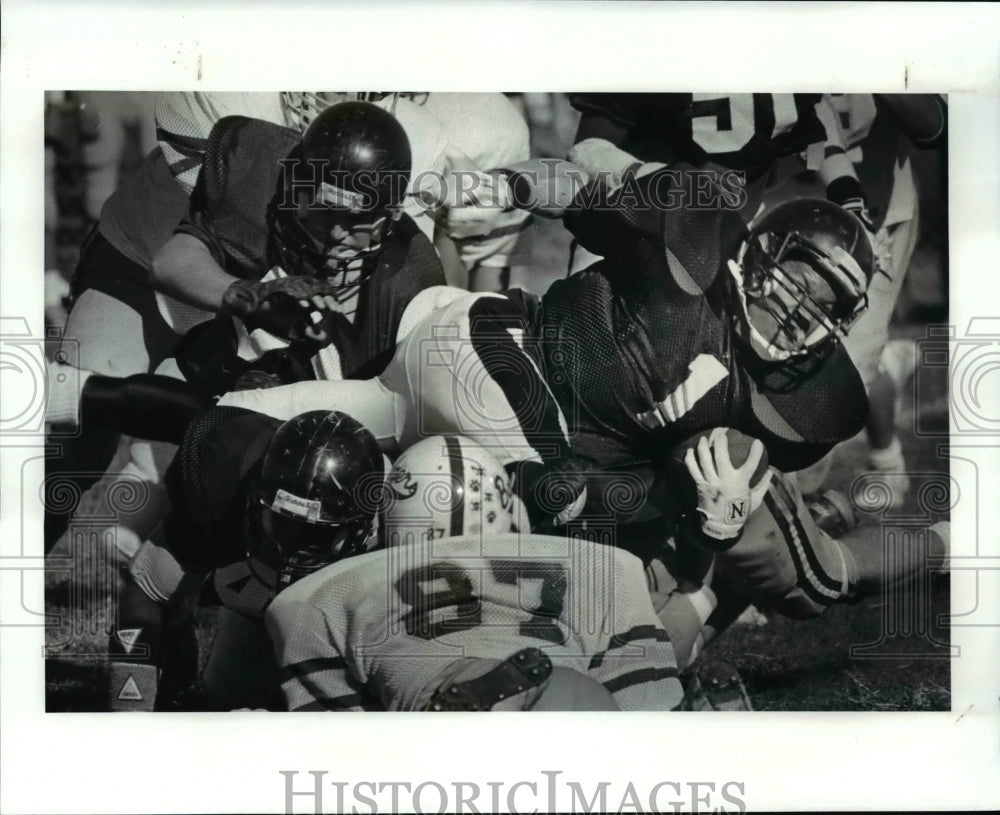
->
[[151, 231, 239, 312], [153, 231, 344, 345], [814, 96, 869, 217], [151, 129, 258, 314]]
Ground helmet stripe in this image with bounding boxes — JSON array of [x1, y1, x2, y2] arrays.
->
[[444, 436, 465, 538]]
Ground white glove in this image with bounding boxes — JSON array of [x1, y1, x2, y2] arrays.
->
[[684, 428, 773, 541]]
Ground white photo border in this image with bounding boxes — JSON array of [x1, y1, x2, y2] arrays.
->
[[2, 2, 999, 812]]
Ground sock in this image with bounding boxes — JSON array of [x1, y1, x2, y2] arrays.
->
[[46, 361, 92, 426]]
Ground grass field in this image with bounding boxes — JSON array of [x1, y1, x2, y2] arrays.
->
[[43, 94, 952, 712]]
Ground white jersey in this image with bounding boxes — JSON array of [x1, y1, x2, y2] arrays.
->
[[266, 533, 683, 711], [420, 93, 532, 269]]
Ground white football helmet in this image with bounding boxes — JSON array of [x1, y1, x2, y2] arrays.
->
[[383, 435, 515, 545]]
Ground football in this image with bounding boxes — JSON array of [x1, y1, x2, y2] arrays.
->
[[666, 428, 770, 510]]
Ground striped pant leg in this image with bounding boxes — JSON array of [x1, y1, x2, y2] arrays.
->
[[713, 471, 859, 619]]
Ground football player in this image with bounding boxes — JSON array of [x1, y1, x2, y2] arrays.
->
[[217, 166, 874, 532], [778, 93, 947, 507], [45, 100, 445, 556], [162, 91, 532, 291], [107, 408, 386, 711], [45, 92, 449, 554], [266, 434, 684, 712], [218, 161, 946, 654], [568, 93, 827, 199], [415, 93, 534, 292], [563, 93, 830, 272]]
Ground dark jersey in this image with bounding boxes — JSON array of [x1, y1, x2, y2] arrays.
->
[[570, 93, 826, 184], [528, 169, 867, 516], [162, 406, 279, 573], [174, 116, 446, 380], [97, 147, 191, 276]]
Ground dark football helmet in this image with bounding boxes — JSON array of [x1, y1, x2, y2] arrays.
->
[[727, 198, 874, 361], [279, 93, 428, 132], [267, 100, 412, 291], [248, 410, 385, 587]]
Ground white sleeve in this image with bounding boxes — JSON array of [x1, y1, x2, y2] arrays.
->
[[215, 377, 398, 441], [423, 92, 530, 169], [814, 95, 859, 188], [381, 96, 450, 241]]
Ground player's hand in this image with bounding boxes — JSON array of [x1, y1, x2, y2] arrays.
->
[[567, 138, 644, 192], [684, 427, 772, 541], [221, 277, 342, 345], [422, 168, 514, 240]]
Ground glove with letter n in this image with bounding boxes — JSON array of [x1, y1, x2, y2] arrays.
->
[[682, 427, 772, 548], [220, 276, 343, 347]]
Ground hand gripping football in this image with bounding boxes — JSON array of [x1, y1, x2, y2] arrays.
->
[[669, 428, 771, 541]]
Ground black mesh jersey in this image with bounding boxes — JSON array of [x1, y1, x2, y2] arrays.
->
[[532, 168, 868, 482], [570, 93, 825, 183], [176, 115, 299, 280], [174, 115, 445, 379], [162, 406, 280, 572]]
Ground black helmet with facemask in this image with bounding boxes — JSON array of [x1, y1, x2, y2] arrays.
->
[[267, 101, 411, 295]]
